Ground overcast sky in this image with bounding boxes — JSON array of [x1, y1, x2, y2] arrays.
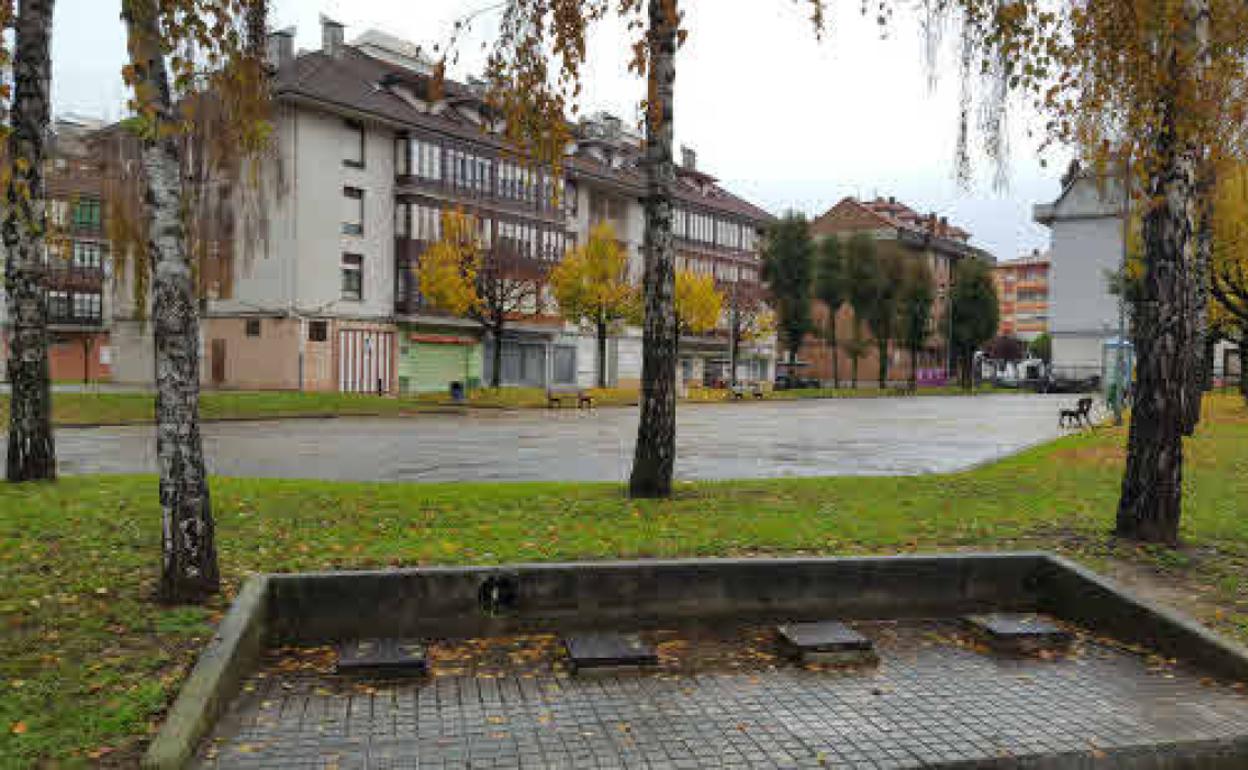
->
[[51, 0, 1064, 262]]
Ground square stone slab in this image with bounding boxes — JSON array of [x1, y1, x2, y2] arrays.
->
[[563, 632, 657, 674], [964, 613, 1074, 655], [337, 638, 428, 677], [776, 621, 878, 666]]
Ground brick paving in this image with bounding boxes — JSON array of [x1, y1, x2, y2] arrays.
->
[[196, 621, 1248, 768]]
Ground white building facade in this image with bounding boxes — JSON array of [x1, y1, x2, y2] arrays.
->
[[110, 22, 776, 394], [1033, 172, 1128, 381]]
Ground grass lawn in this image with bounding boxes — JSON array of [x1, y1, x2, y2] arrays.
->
[[2, 395, 1246, 766], [0, 384, 1012, 430]]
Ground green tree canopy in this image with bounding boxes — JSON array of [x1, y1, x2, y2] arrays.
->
[[950, 258, 1000, 388], [1029, 333, 1053, 364], [762, 212, 815, 363]]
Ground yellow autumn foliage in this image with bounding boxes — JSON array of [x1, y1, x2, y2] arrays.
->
[[1212, 165, 1248, 333], [675, 269, 723, 335], [740, 307, 776, 343], [548, 222, 638, 328], [417, 209, 483, 317]]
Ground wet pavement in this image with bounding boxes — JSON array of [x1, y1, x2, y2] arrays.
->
[[50, 394, 1073, 482], [196, 620, 1248, 768]]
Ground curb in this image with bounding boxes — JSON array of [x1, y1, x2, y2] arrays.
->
[[142, 576, 270, 770]]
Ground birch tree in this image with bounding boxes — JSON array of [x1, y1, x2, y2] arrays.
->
[[459, 0, 834, 497], [3, 0, 56, 482], [119, 0, 270, 602], [920, 0, 1248, 543]]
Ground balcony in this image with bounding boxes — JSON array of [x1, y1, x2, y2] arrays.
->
[[394, 175, 574, 224], [46, 265, 105, 293], [48, 310, 103, 328], [394, 237, 555, 316]]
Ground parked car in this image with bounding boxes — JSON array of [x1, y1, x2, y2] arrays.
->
[[773, 374, 820, 390]]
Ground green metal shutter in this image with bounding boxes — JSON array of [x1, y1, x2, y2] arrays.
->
[[406, 342, 471, 393]]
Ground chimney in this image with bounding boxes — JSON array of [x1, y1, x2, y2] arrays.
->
[[266, 27, 295, 69], [321, 14, 345, 58], [681, 145, 697, 171]]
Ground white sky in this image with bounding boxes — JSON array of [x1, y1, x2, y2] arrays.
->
[[51, 0, 1064, 261]]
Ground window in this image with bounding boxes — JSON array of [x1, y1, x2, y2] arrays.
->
[[72, 241, 102, 269], [50, 200, 69, 228], [73, 198, 101, 231], [343, 120, 365, 167], [245, 318, 261, 337], [401, 137, 443, 181], [73, 292, 102, 320], [342, 187, 364, 235], [341, 253, 363, 300], [49, 290, 69, 319], [308, 320, 328, 342], [403, 202, 442, 242]]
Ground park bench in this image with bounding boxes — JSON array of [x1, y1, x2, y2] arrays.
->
[[730, 382, 766, 400], [1058, 397, 1094, 429], [547, 385, 595, 409]]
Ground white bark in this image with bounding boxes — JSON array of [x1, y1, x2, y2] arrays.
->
[[3, 0, 57, 482], [123, 0, 218, 601]]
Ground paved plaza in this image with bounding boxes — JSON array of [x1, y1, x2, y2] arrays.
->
[[196, 620, 1248, 768], [53, 394, 1071, 482]]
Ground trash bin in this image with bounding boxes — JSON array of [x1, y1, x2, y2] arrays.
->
[[449, 381, 465, 403]]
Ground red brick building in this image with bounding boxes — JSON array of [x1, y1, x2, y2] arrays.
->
[[993, 250, 1050, 341], [2, 116, 112, 384], [799, 196, 993, 386]]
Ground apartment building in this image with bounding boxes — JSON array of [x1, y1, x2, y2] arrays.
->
[[0, 116, 112, 383], [109, 21, 774, 393], [1032, 169, 1128, 379], [993, 249, 1050, 341], [800, 195, 993, 385]]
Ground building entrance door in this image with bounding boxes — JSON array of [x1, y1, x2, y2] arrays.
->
[[210, 339, 226, 386]]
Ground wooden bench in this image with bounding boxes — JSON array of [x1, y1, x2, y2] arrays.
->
[[730, 382, 766, 400], [1059, 397, 1094, 428], [547, 386, 595, 409]]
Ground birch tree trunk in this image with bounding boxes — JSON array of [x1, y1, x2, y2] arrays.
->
[[3, 0, 57, 483], [628, 0, 679, 499], [1182, 168, 1214, 436], [1115, 10, 1205, 545], [124, 0, 218, 602]]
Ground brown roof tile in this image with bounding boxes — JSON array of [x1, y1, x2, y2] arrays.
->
[[273, 48, 773, 225]]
